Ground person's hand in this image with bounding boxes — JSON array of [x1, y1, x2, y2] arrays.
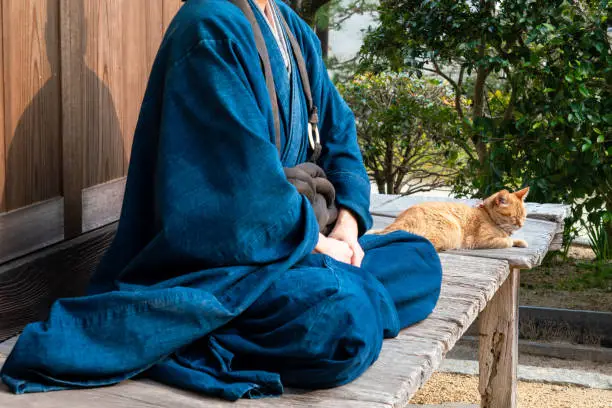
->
[[314, 233, 353, 264], [328, 208, 364, 267]]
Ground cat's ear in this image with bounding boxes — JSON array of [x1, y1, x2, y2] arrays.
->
[[495, 190, 510, 206], [514, 187, 530, 201]]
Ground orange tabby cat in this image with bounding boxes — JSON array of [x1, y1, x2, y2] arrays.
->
[[379, 188, 530, 251]]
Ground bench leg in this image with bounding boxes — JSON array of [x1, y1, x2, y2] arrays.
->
[[478, 267, 519, 408]]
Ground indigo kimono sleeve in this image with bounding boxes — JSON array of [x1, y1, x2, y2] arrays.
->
[[299, 30, 372, 235]]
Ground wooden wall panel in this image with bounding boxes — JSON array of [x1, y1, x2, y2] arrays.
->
[[163, 0, 183, 31], [1, 0, 177, 246], [79, 0, 125, 190], [0, 1, 5, 212], [120, 0, 164, 158], [3, 0, 62, 211]]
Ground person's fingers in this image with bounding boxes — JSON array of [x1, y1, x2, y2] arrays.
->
[[351, 242, 364, 267], [341, 243, 354, 264], [323, 238, 353, 264]]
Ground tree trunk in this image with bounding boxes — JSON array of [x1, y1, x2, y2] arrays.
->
[[316, 25, 329, 59], [472, 0, 494, 166], [384, 139, 394, 194], [606, 200, 612, 258], [372, 172, 385, 194], [472, 67, 489, 165]]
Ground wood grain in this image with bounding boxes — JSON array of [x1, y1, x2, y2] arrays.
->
[[81, 0, 126, 189], [0, 198, 64, 265], [0, 375, 389, 408], [163, 0, 183, 31], [0, 254, 510, 407], [478, 268, 519, 408], [0, 1, 5, 212], [60, 0, 83, 237], [121, 0, 164, 158], [3, 0, 62, 211], [0, 224, 115, 341], [61, 0, 124, 237], [59, 0, 168, 237], [82, 177, 126, 232]]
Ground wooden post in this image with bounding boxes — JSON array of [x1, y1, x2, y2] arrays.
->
[[60, 0, 84, 239], [478, 267, 519, 408]]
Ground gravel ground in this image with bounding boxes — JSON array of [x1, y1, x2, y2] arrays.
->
[[410, 372, 612, 407]]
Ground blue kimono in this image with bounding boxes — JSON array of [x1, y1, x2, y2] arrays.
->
[[1, 0, 442, 400]]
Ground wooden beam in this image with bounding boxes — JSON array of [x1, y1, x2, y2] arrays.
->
[[478, 268, 519, 408], [82, 176, 125, 232], [60, 0, 84, 238], [0, 223, 116, 342], [0, 198, 63, 264]]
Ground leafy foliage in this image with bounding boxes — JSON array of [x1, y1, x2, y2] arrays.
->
[[583, 215, 611, 261], [360, 0, 612, 250], [338, 73, 467, 194], [314, 0, 378, 31]]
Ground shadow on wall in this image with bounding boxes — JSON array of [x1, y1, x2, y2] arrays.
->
[[4, 0, 125, 211]]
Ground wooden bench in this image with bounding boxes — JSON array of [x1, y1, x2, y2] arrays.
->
[[0, 194, 568, 408]]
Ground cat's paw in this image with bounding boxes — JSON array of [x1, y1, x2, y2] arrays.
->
[[513, 239, 528, 248]]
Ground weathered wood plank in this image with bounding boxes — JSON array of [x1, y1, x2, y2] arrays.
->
[[478, 268, 519, 408], [0, 336, 17, 357], [0, 254, 509, 408], [0, 224, 115, 341], [371, 214, 557, 269], [0, 198, 64, 265], [0, 370, 389, 408], [82, 177, 126, 232]]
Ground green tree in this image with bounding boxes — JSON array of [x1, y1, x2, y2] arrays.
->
[[338, 73, 467, 194], [360, 0, 611, 252]]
